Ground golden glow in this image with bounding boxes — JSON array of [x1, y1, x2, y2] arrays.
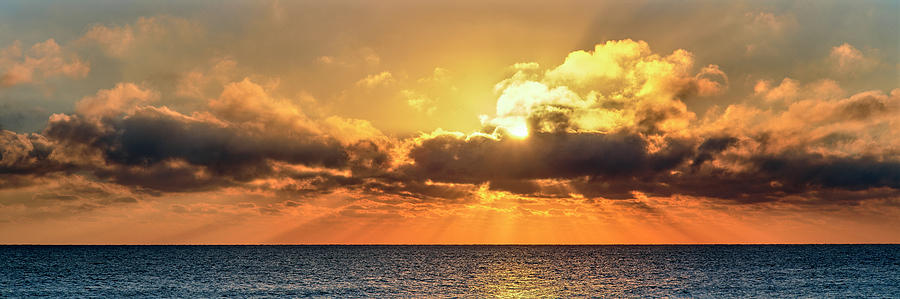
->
[[506, 122, 529, 139], [0, 1, 897, 245], [471, 259, 562, 297]]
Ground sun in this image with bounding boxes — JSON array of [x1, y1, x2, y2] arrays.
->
[[506, 122, 529, 139]]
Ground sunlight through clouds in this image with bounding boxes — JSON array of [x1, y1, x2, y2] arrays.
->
[[0, 0, 897, 244]]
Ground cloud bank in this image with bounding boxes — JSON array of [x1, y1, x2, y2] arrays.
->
[[2, 39, 897, 208]]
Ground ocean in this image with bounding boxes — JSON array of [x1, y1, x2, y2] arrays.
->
[[1, 245, 898, 297]]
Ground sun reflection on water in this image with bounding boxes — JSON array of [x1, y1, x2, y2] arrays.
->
[[469, 251, 563, 297]]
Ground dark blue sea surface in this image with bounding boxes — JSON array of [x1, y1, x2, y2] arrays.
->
[[1, 245, 898, 297]]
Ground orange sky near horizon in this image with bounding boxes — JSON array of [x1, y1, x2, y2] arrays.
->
[[0, 0, 898, 244]]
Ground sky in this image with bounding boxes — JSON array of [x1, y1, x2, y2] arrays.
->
[[0, 0, 898, 244]]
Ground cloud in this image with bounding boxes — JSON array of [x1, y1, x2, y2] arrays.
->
[[356, 71, 395, 88], [78, 16, 201, 58], [397, 126, 900, 201], [751, 153, 900, 191], [0, 130, 59, 175], [175, 57, 239, 99], [0, 39, 896, 208], [0, 39, 89, 87], [747, 12, 791, 33], [692, 65, 729, 97], [400, 67, 455, 115], [690, 136, 738, 169], [755, 78, 799, 103], [322, 116, 384, 145], [42, 105, 349, 191], [402, 89, 435, 114], [0, 78, 394, 193], [394, 40, 900, 202], [80, 22, 135, 57], [754, 78, 845, 104], [829, 43, 877, 74], [484, 40, 723, 138], [209, 78, 316, 130], [402, 131, 693, 183], [743, 12, 797, 55], [315, 47, 381, 68], [75, 83, 157, 119]]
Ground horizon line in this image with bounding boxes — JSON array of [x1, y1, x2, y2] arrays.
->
[[2, 243, 898, 246]]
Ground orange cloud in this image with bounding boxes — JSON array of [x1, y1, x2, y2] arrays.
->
[[829, 43, 878, 74], [0, 39, 89, 87], [75, 83, 157, 119]]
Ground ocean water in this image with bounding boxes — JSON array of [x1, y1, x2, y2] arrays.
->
[[1, 245, 898, 297]]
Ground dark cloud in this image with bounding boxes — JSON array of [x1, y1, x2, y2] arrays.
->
[[837, 94, 889, 120], [396, 131, 900, 202], [398, 131, 697, 200], [3, 104, 898, 205], [40, 107, 352, 191], [623, 152, 900, 203], [526, 105, 574, 133], [635, 106, 686, 134], [345, 140, 391, 177], [409, 133, 619, 182], [0, 132, 57, 175], [2, 106, 400, 195], [815, 132, 856, 147], [0, 131, 73, 189], [691, 136, 738, 169], [54, 109, 346, 172], [92, 161, 232, 192], [752, 153, 900, 191], [404, 131, 695, 182]]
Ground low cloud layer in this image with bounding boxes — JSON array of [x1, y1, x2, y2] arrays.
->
[[1, 39, 898, 212]]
